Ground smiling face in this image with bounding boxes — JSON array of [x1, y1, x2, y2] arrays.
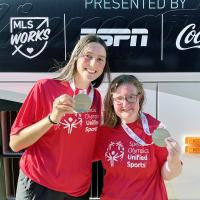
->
[[112, 83, 141, 124], [74, 42, 106, 89]]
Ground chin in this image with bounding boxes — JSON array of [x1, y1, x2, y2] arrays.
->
[[86, 73, 95, 79], [121, 116, 131, 122], [122, 114, 136, 122]]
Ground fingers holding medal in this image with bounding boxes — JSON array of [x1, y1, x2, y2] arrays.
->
[[53, 94, 75, 113]]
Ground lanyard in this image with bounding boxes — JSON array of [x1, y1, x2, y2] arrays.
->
[[69, 79, 94, 101], [121, 112, 153, 146]]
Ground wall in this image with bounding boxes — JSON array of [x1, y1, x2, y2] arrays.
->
[[1, 72, 200, 199]]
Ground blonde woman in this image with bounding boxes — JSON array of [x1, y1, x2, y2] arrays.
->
[[10, 35, 110, 200]]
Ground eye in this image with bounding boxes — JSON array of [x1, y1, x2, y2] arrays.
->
[[127, 95, 138, 103], [129, 95, 136, 99], [84, 54, 92, 59], [97, 57, 105, 63], [118, 96, 124, 101], [113, 96, 124, 102]]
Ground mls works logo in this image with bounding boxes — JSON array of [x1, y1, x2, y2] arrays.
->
[[10, 17, 51, 59]]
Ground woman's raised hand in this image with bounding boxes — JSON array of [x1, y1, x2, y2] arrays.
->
[[50, 94, 75, 123]]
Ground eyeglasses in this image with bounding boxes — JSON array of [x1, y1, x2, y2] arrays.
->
[[112, 94, 140, 104]]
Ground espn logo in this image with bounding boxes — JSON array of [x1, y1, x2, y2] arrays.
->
[[81, 28, 148, 47]]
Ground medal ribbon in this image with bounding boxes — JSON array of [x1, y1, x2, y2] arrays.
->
[[69, 79, 94, 101], [121, 112, 153, 146]]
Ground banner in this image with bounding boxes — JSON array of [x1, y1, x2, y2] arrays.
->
[[0, 0, 200, 72]]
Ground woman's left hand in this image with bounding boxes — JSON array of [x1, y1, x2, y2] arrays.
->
[[165, 137, 181, 164], [161, 137, 183, 180]]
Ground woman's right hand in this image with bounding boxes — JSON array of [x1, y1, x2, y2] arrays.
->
[[50, 94, 75, 123], [9, 94, 75, 152]]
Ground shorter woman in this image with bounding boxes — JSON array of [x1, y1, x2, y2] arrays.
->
[[95, 75, 182, 200]]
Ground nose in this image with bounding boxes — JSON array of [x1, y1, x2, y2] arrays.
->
[[122, 98, 129, 107], [89, 58, 96, 67]]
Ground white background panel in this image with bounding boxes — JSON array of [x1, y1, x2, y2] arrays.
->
[[158, 83, 200, 199]]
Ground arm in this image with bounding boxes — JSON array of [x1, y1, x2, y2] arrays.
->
[[10, 116, 53, 152], [161, 137, 183, 180], [10, 94, 75, 152]]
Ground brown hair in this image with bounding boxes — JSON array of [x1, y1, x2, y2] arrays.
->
[[55, 35, 110, 87], [104, 75, 145, 128]]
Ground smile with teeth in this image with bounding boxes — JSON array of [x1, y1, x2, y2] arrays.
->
[[86, 68, 96, 74]]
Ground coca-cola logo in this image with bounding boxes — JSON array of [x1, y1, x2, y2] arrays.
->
[[176, 23, 200, 50]]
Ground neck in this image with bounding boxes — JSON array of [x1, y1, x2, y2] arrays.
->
[[122, 114, 139, 124], [73, 76, 90, 89]]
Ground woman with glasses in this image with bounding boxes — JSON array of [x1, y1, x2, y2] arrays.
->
[[95, 74, 182, 200]]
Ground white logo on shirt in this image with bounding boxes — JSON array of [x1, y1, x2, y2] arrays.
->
[[105, 141, 125, 167], [60, 114, 82, 134]]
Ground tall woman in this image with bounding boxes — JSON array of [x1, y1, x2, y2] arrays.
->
[[10, 35, 110, 200]]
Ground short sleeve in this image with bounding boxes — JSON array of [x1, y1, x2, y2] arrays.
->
[[10, 81, 45, 135]]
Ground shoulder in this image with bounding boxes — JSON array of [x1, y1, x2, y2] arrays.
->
[[143, 112, 161, 129], [97, 126, 110, 144], [99, 124, 110, 131], [36, 78, 59, 86], [98, 125, 111, 135], [33, 79, 62, 90], [98, 124, 118, 137], [143, 112, 159, 123], [93, 88, 101, 98]]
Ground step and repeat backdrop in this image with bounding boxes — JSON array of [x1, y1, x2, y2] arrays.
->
[[0, 0, 200, 72]]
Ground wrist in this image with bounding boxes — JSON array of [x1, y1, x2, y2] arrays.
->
[[166, 159, 182, 171], [48, 114, 58, 125]]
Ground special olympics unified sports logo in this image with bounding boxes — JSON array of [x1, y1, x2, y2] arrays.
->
[[10, 17, 51, 59], [105, 141, 125, 167], [59, 114, 83, 134]]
